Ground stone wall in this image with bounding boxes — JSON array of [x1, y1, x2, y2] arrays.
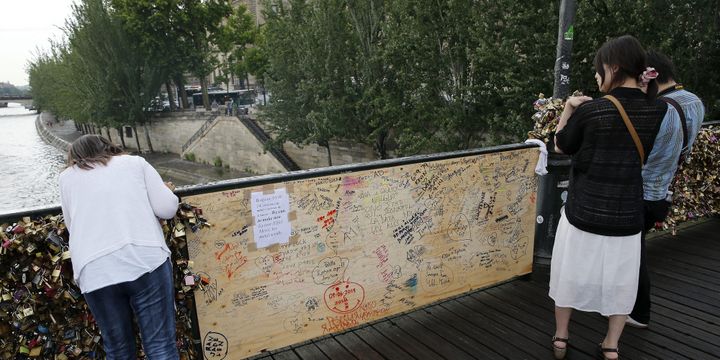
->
[[185, 116, 287, 174], [35, 113, 70, 151], [282, 140, 377, 170], [54, 110, 378, 174], [109, 111, 210, 154]]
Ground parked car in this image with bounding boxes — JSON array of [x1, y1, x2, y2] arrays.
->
[[162, 100, 179, 111]]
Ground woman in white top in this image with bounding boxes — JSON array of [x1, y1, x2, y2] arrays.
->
[[59, 135, 179, 360]]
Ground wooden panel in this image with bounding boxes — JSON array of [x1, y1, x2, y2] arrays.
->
[[184, 148, 538, 359]]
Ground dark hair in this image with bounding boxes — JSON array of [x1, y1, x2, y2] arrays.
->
[[67, 134, 125, 170], [646, 50, 676, 84], [593, 35, 658, 99]]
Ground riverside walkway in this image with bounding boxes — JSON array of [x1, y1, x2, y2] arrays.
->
[[39, 112, 252, 185], [255, 219, 720, 360]]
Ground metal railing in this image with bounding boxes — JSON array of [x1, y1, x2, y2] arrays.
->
[[236, 115, 301, 171], [180, 115, 219, 153]]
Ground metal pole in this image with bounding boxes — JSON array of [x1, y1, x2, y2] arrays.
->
[[552, 0, 577, 99]]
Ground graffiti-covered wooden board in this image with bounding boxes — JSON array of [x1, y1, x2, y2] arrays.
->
[[184, 148, 538, 359]]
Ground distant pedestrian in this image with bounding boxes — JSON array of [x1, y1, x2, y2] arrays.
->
[[628, 50, 706, 329], [549, 35, 667, 360], [227, 98, 234, 115], [60, 135, 179, 359]]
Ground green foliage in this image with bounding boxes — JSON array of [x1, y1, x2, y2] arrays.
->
[[262, 0, 559, 157], [29, 0, 166, 131], [571, 0, 720, 118], [261, 0, 719, 158], [260, 0, 361, 164], [213, 156, 223, 167], [184, 152, 196, 162]]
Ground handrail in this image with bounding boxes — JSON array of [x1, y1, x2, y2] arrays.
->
[[0, 142, 539, 221], [180, 115, 219, 153], [236, 115, 301, 171]]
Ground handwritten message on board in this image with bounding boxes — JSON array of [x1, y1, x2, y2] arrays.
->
[[251, 188, 291, 248], [184, 148, 538, 359]]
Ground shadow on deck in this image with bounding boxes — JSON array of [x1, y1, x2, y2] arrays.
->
[[253, 219, 720, 360]]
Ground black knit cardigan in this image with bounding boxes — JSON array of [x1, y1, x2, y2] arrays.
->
[[555, 87, 667, 236]]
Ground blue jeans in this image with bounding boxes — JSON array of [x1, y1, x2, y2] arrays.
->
[[84, 259, 179, 360]]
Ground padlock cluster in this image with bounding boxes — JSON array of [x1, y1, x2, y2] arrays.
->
[[664, 125, 720, 230], [527, 91, 585, 146], [0, 202, 210, 359], [527, 93, 564, 145]]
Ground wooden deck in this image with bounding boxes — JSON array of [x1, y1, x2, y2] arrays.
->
[[248, 219, 720, 359]]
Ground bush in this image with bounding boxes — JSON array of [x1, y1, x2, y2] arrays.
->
[[213, 156, 223, 167], [184, 152, 196, 162]]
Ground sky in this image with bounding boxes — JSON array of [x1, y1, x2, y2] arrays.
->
[[0, 0, 76, 86]]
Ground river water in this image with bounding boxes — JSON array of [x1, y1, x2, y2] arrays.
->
[[0, 103, 65, 213]]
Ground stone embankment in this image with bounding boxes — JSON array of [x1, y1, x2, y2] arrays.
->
[[35, 112, 250, 186]]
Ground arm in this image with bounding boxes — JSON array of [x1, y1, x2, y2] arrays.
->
[[554, 96, 593, 154], [141, 158, 179, 219], [59, 179, 72, 230], [685, 98, 706, 154]]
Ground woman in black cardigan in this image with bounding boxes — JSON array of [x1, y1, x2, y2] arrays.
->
[[548, 35, 667, 360]]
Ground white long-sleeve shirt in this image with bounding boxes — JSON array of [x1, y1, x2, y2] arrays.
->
[[59, 155, 179, 293]]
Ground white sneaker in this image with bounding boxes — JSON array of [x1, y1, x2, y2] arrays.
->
[[626, 316, 649, 329]]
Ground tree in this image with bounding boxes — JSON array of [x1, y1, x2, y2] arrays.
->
[[262, 0, 362, 165], [570, 0, 719, 118], [217, 4, 257, 90], [111, 0, 189, 111], [29, 0, 168, 152], [246, 27, 269, 105], [379, 0, 558, 154], [179, 0, 233, 110]]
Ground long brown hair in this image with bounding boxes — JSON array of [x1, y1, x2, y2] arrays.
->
[[66, 135, 125, 170]]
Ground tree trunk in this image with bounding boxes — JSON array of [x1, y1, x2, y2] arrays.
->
[[176, 76, 189, 109], [133, 126, 142, 152], [165, 82, 177, 111], [200, 76, 211, 111], [376, 129, 388, 159], [143, 121, 154, 153], [324, 143, 333, 167], [261, 77, 267, 105], [118, 126, 126, 149], [245, 73, 250, 89], [105, 127, 113, 143]]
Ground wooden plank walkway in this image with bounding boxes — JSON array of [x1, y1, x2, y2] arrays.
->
[[252, 219, 720, 359]]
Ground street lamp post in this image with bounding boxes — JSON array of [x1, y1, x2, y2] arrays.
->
[[552, 0, 577, 100], [535, 0, 578, 264]]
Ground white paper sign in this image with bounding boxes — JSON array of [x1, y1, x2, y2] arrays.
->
[[251, 188, 291, 248]]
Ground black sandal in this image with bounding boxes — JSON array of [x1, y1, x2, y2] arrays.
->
[[597, 343, 619, 360], [552, 336, 568, 359]]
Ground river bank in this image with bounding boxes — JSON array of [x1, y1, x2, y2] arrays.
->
[[37, 112, 253, 186]]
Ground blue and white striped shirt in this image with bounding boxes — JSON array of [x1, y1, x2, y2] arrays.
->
[[642, 89, 705, 201]]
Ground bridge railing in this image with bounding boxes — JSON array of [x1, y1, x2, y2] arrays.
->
[[0, 142, 539, 359]]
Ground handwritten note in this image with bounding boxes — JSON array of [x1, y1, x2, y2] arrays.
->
[[251, 188, 291, 248]]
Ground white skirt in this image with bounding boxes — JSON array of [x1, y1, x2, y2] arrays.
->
[[549, 209, 641, 316]]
